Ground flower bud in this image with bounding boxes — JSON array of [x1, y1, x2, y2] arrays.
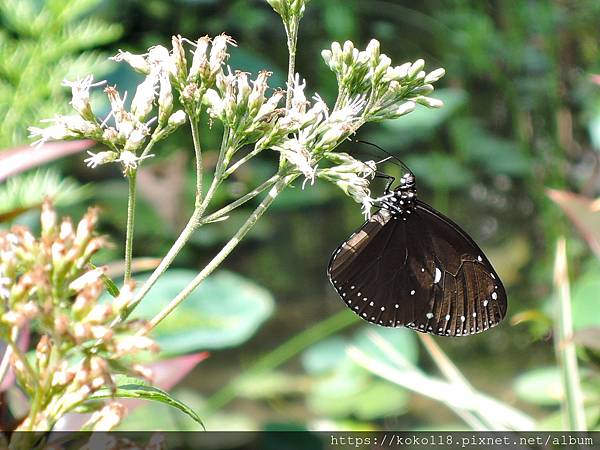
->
[[416, 96, 443, 108], [111, 50, 150, 74], [171, 35, 188, 83], [408, 59, 425, 78], [41, 200, 57, 239], [167, 109, 187, 129], [153, 74, 172, 127], [189, 36, 210, 81], [425, 68, 445, 84], [131, 72, 158, 121]]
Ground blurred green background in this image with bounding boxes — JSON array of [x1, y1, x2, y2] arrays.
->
[[2, 0, 600, 435]]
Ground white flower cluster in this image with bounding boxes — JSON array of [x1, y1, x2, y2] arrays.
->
[[28, 34, 239, 175], [322, 39, 445, 121]]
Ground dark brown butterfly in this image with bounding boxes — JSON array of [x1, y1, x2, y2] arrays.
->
[[327, 166, 507, 337]]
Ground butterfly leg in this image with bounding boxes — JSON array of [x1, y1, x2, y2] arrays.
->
[[374, 172, 396, 195]]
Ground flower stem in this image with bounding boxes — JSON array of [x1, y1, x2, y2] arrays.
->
[[200, 174, 281, 224], [190, 118, 203, 206], [140, 174, 295, 334], [124, 170, 137, 283], [284, 19, 299, 111]]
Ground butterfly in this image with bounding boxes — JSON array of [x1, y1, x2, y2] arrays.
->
[[327, 164, 507, 337]]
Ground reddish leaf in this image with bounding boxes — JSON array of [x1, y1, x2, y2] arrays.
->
[[547, 189, 600, 259], [0, 140, 94, 182], [147, 352, 210, 391]]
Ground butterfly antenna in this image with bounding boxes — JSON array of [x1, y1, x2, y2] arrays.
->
[[355, 139, 412, 174]]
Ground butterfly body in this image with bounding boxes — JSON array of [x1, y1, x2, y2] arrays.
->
[[328, 167, 507, 337]]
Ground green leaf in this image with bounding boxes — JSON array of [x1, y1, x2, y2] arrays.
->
[[0, 169, 90, 222], [132, 270, 274, 355], [90, 379, 204, 429], [301, 336, 349, 374], [450, 118, 530, 176], [90, 263, 120, 297], [307, 361, 409, 419], [513, 367, 563, 406], [372, 88, 468, 149], [405, 152, 474, 190]]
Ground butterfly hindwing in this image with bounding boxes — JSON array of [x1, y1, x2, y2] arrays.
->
[[405, 201, 507, 336]]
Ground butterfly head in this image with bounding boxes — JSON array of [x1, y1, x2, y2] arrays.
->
[[398, 172, 416, 190]]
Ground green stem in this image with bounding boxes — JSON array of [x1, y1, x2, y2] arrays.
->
[[284, 19, 299, 111], [200, 174, 281, 224], [190, 118, 203, 206], [121, 120, 216, 319], [140, 174, 295, 334], [223, 144, 264, 178], [204, 308, 359, 412], [124, 170, 137, 283], [553, 237, 586, 431]]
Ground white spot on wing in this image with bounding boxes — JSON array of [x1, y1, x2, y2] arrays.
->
[[426, 312, 434, 319], [434, 268, 442, 284], [410, 289, 415, 295], [492, 292, 498, 300]]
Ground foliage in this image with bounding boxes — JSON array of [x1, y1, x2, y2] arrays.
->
[[0, 0, 122, 147]]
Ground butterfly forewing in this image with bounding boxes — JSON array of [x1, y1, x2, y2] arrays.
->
[[328, 209, 434, 328], [328, 197, 507, 337]]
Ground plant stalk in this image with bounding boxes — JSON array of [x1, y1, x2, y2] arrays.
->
[[284, 19, 299, 111], [124, 170, 137, 283], [140, 174, 295, 334], [553, 237, 586, 431]]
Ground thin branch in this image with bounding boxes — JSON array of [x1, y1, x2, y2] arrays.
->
[[200, 174, 281, 224], [124, 170, 137, 283], [140, 174, 294, 334]]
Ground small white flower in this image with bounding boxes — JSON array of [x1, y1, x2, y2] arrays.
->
[[84, 151, 118, 169], [147, 45, 176, 78], [288, 73, 308, 114], [111, 50, 150, 74], [189, 35, 211, 80], [117, 150, 153, 173], [276, 138, 316, 187], [328, 96, 365, 123], [62, 75, 105, 120], [158, 70, 173, 124], [28, 122, 71, 147], [131, 70, 159, 120], [209, 34, 236, 75]]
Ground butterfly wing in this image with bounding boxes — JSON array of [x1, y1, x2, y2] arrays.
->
[[406, 200, 507, 336], [328, 201, 507, 336], [328, 209, 435, 327]]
